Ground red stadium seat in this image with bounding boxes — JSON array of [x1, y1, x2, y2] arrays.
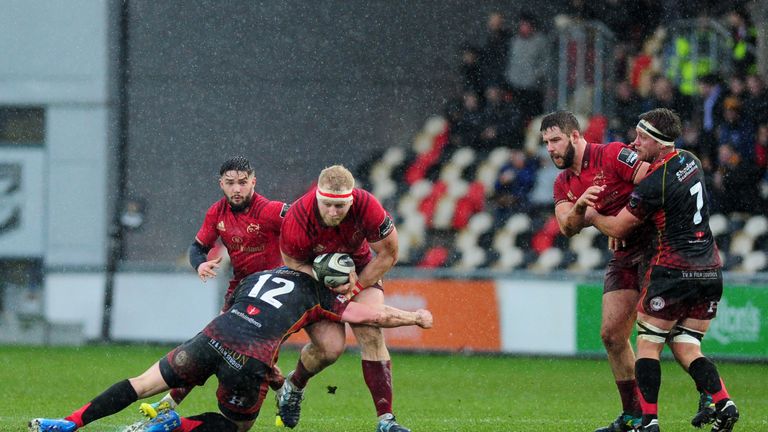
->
[[418, 181, 448, 226], [583, 115, 608, 143], [531, 215, 562, 254], [417, 246, 449, 268], [404, 129, 450, 185]]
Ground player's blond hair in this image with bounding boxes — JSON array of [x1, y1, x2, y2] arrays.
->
[[318, 165, 355, 193]]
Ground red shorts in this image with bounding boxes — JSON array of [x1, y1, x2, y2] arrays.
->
[[639, 265, 723, 321], [603, 257, 642, 294]]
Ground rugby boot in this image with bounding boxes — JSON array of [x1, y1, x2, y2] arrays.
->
[[376, 414, 411, 432], [691, 392, 716, 427], [28, 419, 77, 432], [594, 412, 642, 432], [138, 409, 181, 432], [139, 400, 172, 419], [639, 419, 660, 432], [711, 400, 739, 432], [275, 372, 304, 428]]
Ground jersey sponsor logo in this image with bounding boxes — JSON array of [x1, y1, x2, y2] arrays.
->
[[336, 294, 348, 303], [217, 221, 226, 231], [675, 159, 698, 182], [230, 308, 263, 328], [379, 215, 394, 238], [617, 148, 639, 168], [246, 305, 261, 315], [232, 236, 243, 244], [247, 223, 260, 233], [649, 296, 665, 311], [280, 203, 290, 218]]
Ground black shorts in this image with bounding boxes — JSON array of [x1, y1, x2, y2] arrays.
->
[[159, 333, 270, 421], [639, 266, 723, 321]]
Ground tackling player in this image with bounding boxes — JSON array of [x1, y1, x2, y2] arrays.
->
[[585, 108, 739, 432], [277, 165, 407, 431], [143, 156, 289, 417], [543, 110, 650, 431], [29, 265, 433, 432]]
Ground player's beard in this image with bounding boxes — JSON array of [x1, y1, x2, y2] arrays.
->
[[551, 139, 576, 169], [227, 193, 252, 212]]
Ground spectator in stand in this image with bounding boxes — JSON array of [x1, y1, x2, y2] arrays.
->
[[743, 74, 768, 127], [459, 43, 484, 96], [449, 90, 484, 149], [725, 74, 747, 104], [611, 80, 643, 142], [725, 8, 758, 76], [642, 75, 693, 123], [505, 12, 548, 123], [755, 124, 768, 178], [478, 85, 523, 153], [696, 73, 725, 168], [718, 96, 755, 160], [491, 149, 538, 224], [713, 143, 763, 214], [479, 11, 511, 89]]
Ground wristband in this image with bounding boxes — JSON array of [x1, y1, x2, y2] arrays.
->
[[351, 281, 365, 297]]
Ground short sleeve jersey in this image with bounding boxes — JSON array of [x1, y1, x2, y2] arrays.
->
[[195, 194, 288, 281], [202, 267, 348, 365], [626, 149, 720, 270], [553, 142, 650, 260], [280, 187, 395, 270]]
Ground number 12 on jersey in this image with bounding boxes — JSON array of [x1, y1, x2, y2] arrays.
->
[[247, 273, 295, 308]]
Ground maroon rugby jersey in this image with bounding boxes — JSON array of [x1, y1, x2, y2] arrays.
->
[[553, 142, 649, 261], [196, 194, 288, 281], [280, 187, 395, 270], [203, 267, 348, 365]]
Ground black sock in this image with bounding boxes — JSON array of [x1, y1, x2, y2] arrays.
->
[[183, 412, 238, 431], [66, 379, 138, 426], [688, 357, 721, 395], [635, 358, 661, 425]]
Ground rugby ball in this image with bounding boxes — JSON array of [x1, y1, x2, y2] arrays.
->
[[312, 253, 354, 288]]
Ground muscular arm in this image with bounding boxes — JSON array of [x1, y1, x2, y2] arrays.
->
[[633, 162, 650, 184], [281, 250, 314, 277], [588, 207, 643, 239], [341, 302, 433, 329], [554, 201, 587, 237], [357, 227, 399, 288]]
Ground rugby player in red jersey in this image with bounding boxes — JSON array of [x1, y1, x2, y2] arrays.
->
[[142, 156, 289, 417], [543, 111, 650, 431], [29, 265, 433, 432], [585, 108, 739, 432], [277, 165, 407, 431]]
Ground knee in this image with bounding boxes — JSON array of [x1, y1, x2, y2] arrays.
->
[[600, 328, 627, 352], [306, 340, 344, 365]]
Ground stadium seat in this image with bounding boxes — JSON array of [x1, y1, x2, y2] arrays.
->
[[529, 247, 564, 272], [454, 245, 486, 270], [466, 211, 494, 236], [729, 232, 755, 257], [505, 213, 532, 235], [743, 215, 768, 238], [492, 247, 525, 270], [709, 213, 728, 237], [450, 147, 476, 170], [432, 197, 458, 229], [372, 178, 397, 202], [739, 250, 767, 273], [570, 247, 604, 272], [381, 146, 406, 168], [417, 246, 449, 268], [423, 115, 448, 137], [569, 225, 601, 252]]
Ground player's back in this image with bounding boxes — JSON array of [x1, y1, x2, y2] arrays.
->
[[630, 149, 720, 269], [202, 267, 345, 363]]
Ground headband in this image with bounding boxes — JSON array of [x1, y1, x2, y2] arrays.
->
[[637, 119, 675, 147], [316, 185, 354, 203]]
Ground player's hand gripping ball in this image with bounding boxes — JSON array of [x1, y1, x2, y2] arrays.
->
[[312, 253, 355, 288]]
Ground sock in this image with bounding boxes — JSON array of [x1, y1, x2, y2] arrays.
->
[[362, 360, 393, 417], [179, 412, 237, 432], [688, 357, 730, 406], [616, 379, 641, 415], [169, 387, 192, 405], [65, 379, 138, 427], [635, 358, 661, 426], [290, 360, 316, 389]]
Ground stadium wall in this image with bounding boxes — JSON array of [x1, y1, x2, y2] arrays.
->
[[43, 272, 768, 360]]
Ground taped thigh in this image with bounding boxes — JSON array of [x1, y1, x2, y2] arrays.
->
[[669, 324, 705, 345], [636, 320, 670, 343]]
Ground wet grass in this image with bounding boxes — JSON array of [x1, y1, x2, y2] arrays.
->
[[2, 344, 766, 431]]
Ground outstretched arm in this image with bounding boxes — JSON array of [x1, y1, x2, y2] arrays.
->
[[341, 302, 433, 329]]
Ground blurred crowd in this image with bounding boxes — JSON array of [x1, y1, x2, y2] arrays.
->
[[443, 1, 764, 224]]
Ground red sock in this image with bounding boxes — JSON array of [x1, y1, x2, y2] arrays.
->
[[710, 378, 731, 405], [178, 417, 204, 431], [362, 360, 393, 416], [64, 403, 91, 428], [290, 360, 316, 389], [616, 379, 641, 414], [170, 387, 193, 405]]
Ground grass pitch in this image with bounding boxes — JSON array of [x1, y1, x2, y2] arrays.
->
[[2, 344, 766, 431]]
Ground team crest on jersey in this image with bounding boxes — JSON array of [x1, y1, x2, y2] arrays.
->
[[246, 305, 260, 315], [379, 215, 394, 238], [217, 221, 226, 231], [649, 296, 665, 311], [174, 350, 189, 367], [232, 236, 243, 244], [247, 223, 260, 233], [617, 147, 639, 167]]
